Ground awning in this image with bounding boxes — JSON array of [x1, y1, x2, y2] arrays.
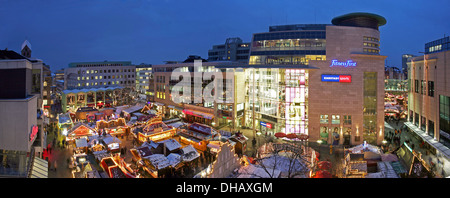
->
[[29, 157, 48, 178], [183, 109, 214, 119], [404, 122, 450, 158]]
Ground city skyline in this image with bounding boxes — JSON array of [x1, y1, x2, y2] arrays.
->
[[0, 0, 449, 71]]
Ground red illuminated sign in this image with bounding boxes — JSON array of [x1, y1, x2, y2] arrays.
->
[[30, 125, 38, 141], [339, 75, 352, 83]]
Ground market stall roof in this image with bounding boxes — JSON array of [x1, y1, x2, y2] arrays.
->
[[123, 104, 145, 115], [142, 141, 160, 149], [76, 138, 88, 148], [160, 139, 182, 151], [347, 142, 381, 154], [68, 122, 96, 138], [29, 157, 48, 178], [381, 153, 399, 162], [102, 135, 122, 145], [364, 151, 381, 161], [167, 153, 182, 167], [137, 146, 153, 158], [166, 121, 186, 129], [145, 154, 170, 170], [58, 113, 73, 125], [181, 145, 200, 162]]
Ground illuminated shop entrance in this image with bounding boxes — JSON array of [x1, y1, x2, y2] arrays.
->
[[246, 68, 309, 137]]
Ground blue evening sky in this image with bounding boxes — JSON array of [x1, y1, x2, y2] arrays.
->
[[0, 0, 449, 72]]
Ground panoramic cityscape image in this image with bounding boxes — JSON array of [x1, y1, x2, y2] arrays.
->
[[1, 0, 450, 191]]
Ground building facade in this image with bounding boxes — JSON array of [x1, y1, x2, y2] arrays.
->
[[0, 45, 47, 177], [152, 61, 245, 129], [406, 36, 450, 177], [244, 13, 387, 146], [135, 64, 153, 101], [208, 37, 250, 63], [64, 61, 136, 90]]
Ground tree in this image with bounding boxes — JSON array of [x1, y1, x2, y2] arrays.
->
[[252, 142, 310, 178]]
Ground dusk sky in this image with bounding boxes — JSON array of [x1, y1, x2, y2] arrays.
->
[[1, 0, 449, 72]]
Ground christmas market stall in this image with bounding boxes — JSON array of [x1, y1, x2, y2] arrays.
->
[[96, 118, 129, 138], [228, 132, 248, 156], [133, 118, 177, 143], [177, 123, 217, 152], [141, 154, 171, 178], [122, 104, 145, 120], [66, 122, 97, 142], [57, 112, 73, 136], [102, 134, 122, 153], [100, 156, 137, 178], [75, 107, 99, 120], [75, 138, 89, 154]]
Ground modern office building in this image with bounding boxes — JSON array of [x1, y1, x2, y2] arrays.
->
[[242, 12, 387, 146], [152, 60, 244, 128], [61, 61, 137, 113], [405, 36, 450, 177], [208, 37, 250, 63], [0, 42, 48, 177], [64, 61, 136, 90], [135, 64, 153, 101]]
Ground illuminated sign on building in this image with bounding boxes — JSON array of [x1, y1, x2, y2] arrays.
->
[[29, 125, 38, 142], [260, 121, 272, 129], [321, 74, 352, 83], [330, 59, 357, 67]]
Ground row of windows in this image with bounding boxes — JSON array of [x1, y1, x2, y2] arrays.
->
[[156, 92, 166, 99], [363, 42, 380, 48], [77, 80, 134, 87], [252, 39, 325, 49], [409, 110, 435, 138], [77, 75, 135, 80], [78, 69, 135, 74], [320, 115, 352, 125], [413, 80, 434, 97], [75, 63, 126, 67], [363, 36, 379, 42], [253, 31, 326, 41], [363, 48, 380, 54], [250, 50, 326, 56]]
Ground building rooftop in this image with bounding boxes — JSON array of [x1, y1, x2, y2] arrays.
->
[[331, 12, 386, 30], [0, 50, 28, 60]]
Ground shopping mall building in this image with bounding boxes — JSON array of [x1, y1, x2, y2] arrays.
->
[[238, 12, 387, 146], [160, 13, 388, 146], [405, 36, 450, 177]]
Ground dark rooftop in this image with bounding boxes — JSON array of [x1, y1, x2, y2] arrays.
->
[[0, 50, 27, 60]]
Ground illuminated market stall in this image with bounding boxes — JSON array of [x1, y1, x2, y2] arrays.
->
[[96, 118, 129, 138], [133, 118, 177, 143], [177, 123, 218, 152], [66, 122, 97, 142]]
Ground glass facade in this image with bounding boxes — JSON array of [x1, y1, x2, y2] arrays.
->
[[0, 150, 31, 177], [439, 95, 450, 148], [250, 30, 326, 65], [245, 68, 309, 135], [363, 72, 378, 145]]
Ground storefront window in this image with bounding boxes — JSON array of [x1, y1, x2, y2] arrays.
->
[[331, 115, 340, 124], [428, 120, 434, 138], [320, 115, 329, 124], [344, 115, 352, 125]]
